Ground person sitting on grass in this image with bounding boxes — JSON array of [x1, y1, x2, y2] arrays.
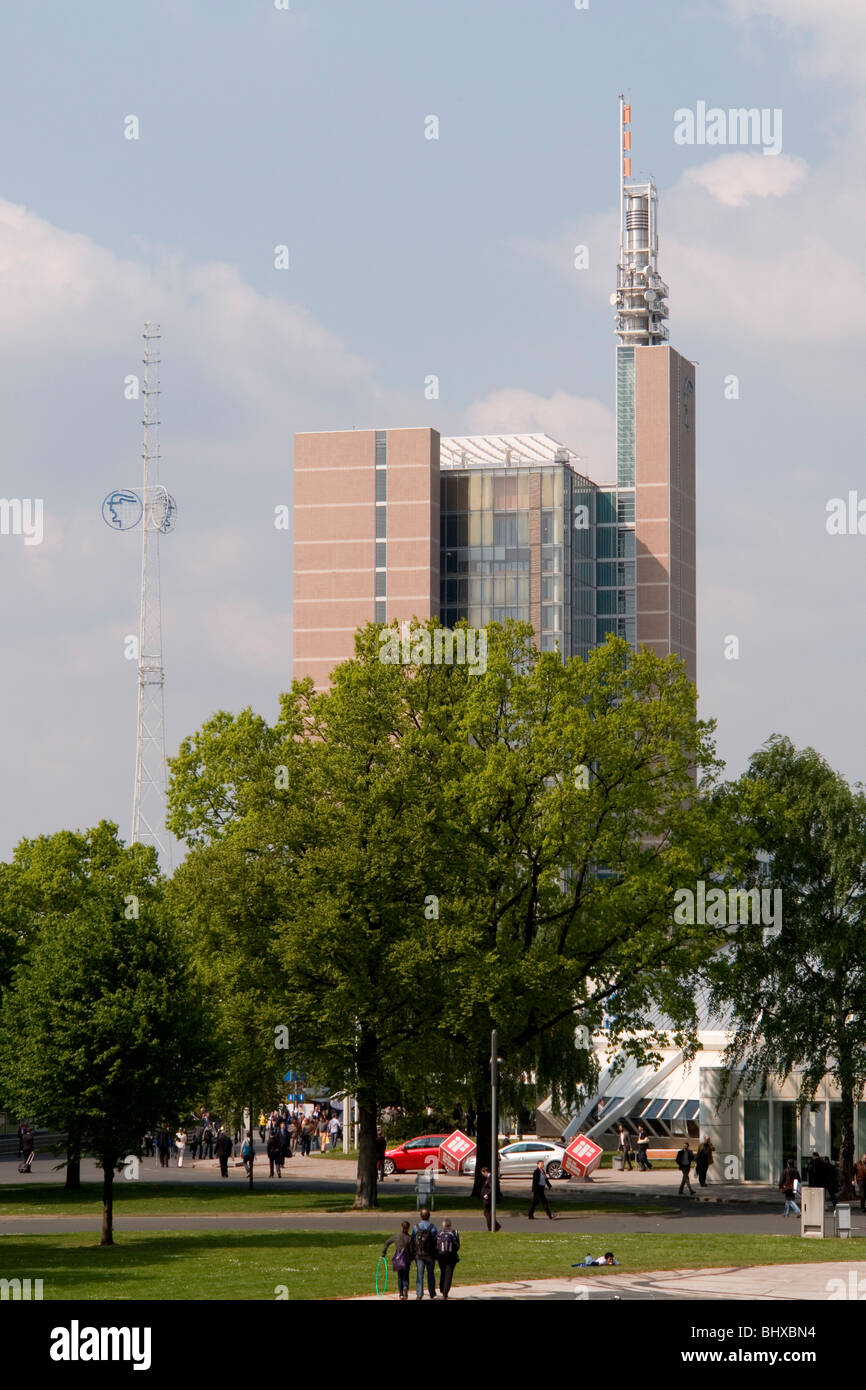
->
[[573, 1251, 619, 1267]]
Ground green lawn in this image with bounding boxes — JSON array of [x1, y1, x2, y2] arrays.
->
[[0, 1229, 862, 1300], [0, 1182, 666, 1218]]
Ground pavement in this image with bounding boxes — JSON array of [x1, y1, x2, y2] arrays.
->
[[353, 1262, 866, 1301]]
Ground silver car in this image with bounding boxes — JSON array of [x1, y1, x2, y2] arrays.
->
[[464, 1140, 570, 1180]]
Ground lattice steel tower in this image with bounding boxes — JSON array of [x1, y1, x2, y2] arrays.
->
[[131, 323, 175, 865]]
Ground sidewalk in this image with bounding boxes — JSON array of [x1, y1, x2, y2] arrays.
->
[[354, 1262, 866, 1301]]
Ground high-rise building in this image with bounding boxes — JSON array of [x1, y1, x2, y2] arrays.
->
[[292, 101, 695, 689]]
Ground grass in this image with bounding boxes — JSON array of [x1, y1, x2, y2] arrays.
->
[[0, 1182, 667, 1218], [0, 1229, 862, 1300]]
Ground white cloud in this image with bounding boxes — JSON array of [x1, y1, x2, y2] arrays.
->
[[681, 153, 807, 207], [463, 388, 616, 484]]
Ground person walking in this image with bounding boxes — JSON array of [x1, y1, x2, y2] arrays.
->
[[635, 1124, 652, 1171], [694, 1137, 715, 1188], [480, 1167, 501, 1231], [267, 1128, 282, 1178], [201, 1118, 215, 1161], [375, 1130, 387, 1181], [258, 1112, 267, 1144], [529, 1160, 554, 1220], [616, 1124, 634, 1172], [436, 1219, 460, 1299], [215, 1126, 233, 1179], [779, 1157, 801, 1217], [855, 1153, 866, 1214], [676, 1141, 694, 1195], [382, 1221, 413, 1301], [317, 1115, 329, 1153], [18, 1127, 35, 1174], [824, 1155, 840, 1210], [278, 1121, 292, 1168], [175, 1127, 187, 1168], [156, 1127, 172, 1169], [410, 1208, 438, 1300], [328, 1112, 341, 1151], [300, 1118, 313, 1157]]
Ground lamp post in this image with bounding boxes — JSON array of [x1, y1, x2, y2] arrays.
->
[[491, 1029, 498, 1234]]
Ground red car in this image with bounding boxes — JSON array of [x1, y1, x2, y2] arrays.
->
[[382, 1135, 451, 1176]]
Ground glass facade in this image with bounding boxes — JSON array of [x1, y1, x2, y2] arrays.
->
[[439, 463, 599, 661], [616, 346, 635, 488], [375, 430, 386, 618]]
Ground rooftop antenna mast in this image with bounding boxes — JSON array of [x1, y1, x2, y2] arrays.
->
[[131, 323, 175, 865], [613, 96, 670, 345]]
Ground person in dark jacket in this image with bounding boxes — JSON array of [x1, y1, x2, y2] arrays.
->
[[410, 1208, 438, 1300], [675, 1141, 694, 1195], [436, 1219, 460, 1299], [267, 1130, 283, 1178], [855, 1154, 866, 1214], [382, 1221, 413, 1300], [616, 1124, 633, 1172], [156, 1127, 172, 1169], [779, 1158, 801, 1217], [480, 1167, 501, 1231], [694, 1138, 714, 1187], [635, 1124, 652, 1171], [214, 1127, 233, 1179], [823, 1155, 839, 1210], [529, 1160, 554, 1220], [375, 1130, 387, 1181]]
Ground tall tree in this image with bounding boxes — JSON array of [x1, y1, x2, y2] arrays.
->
[[0, 824, 212, 1243], [707, 736, 866, 1197]]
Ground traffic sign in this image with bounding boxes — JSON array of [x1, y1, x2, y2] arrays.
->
[[439, 1130, 477, 1173], [562, 1133, 603, 1179]]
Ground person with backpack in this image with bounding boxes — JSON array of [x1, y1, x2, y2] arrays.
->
[[675, 1141, 694, 1195], [529, 1160, 554, 1219], [410, 1208, 439, 1299], [436, 1218, 460, 1299], [382, 1221, 413, 1300], [779, 1157, 801, 1217], [241, 1132, 254, 1176]]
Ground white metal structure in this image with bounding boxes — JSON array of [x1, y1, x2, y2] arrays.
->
[[440, 433, 582, 470], [131, 323, 173, 865], [612, 96, 669, 345]]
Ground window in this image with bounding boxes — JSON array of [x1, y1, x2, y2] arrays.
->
[[617, 529, 635, 558], [374, 600, 386, 623], [375, 509, 386, 539], [375, 572, 386, 598], [616, 347, 635, 487], [375, 430, 387, 468], [375, 469, 387, 502], [375, 543, 386, 568], [617, 493, 635, 523]]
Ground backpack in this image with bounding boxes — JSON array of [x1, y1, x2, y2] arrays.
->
[[413, 1224, 436, 1257], [437, 1229, 458, 1255]]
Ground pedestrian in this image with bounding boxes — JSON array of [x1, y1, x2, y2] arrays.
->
[[779, 1157, 801, 1217], [258, 1112, 267, 1144], [694, 1136, 714, 1188], [824, 1155, 839, 1210], [806, 1151, 823, 1188], [616, 1124, 633, 1172], [201, 1119, 215, 1161], [267, 1129, 282, 1178], [529, 1160, 554, 1220], [215, 1126, 233, 1179], [382, 1221, 413, 1301], [635, 1124, 652, 1171], [143, 1130, 155, 1159], [375, 1130, 387, 1181], [17, 1124, 26, 1158], [855, 1153, 866, 1214], [175, 1127, 187, 1168], [410, 1208, 439, 1300], [241, 1132, 254, 1176], [300, 1118, 313, 1157], [156, 1127, 172, 1169], [436, 1219, 460, 1299], [18, 1127, 35, 1174], [328, 1112, 341, 1151], [675, 1141, 694, 1195], [480, 1166, 501, 1231], [317, 1115, 329, 1153], [278, 1121, 292, 1167]]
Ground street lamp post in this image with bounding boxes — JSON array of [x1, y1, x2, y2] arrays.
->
[[491, 1029, 498, 1234]]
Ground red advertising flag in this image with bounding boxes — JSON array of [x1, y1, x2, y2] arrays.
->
[[562, 1134, 603, 1179], [439, 1130, 477, 1174]]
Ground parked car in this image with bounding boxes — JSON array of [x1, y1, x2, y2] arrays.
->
[[463, 1140, 571, 1180], [382, 1135, 451, 1175]]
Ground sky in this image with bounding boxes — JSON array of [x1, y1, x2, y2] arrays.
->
[[1, 0, 865, 861]]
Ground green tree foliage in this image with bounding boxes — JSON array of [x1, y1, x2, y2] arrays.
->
[[0, 824, 212, 1242], [169, 622, 723, 1205], [707, 736, 866, 1195]]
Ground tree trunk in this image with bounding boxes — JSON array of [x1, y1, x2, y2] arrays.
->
[[838, 1082, 856, 1201], [65, 1125, 81, 1192], [101, 1154, 116, 1247], [354, 1099, 379, 1209]]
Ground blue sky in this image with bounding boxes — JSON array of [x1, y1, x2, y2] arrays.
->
[[1, 0, 865, 859]]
